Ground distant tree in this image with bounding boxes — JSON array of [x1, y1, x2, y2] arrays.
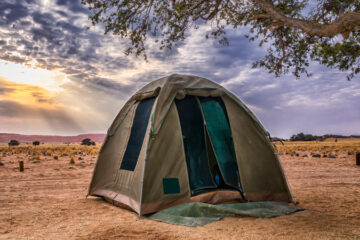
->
[[32, 141, 40, 146], [82, 0, 360, 79], [8, 140, 20, 146], [290, 132, 318, 141], [81, 138, 96, 146], [270, 137, 285, 142]]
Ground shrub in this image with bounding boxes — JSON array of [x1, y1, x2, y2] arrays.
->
[[8, 140, 20, 146]]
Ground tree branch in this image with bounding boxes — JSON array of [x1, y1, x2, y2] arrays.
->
[[251, 0, 360, 38]]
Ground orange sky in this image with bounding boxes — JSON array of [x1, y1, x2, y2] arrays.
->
[[0, 77, 56, 109]]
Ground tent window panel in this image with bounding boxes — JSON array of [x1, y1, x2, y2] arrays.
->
[[120, 97, 156, 171], [198, 97, 242, 190], [163, 178, 181, 194], [175, 96, 216, 192]]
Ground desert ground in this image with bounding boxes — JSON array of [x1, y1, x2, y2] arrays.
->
[[0, 139, 359, 239]]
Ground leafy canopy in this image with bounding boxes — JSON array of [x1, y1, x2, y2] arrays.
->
[[81, 0, 360, 80]]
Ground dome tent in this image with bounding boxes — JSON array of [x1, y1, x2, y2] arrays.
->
[[88, 74, 294, 215]]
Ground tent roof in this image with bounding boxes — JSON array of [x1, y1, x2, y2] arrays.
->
[[135, 74, 225, 94]]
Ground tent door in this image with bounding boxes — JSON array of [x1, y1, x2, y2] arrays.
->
[[198, 97, 243, 192], [175, 96, 218, 194], [175, 96, 243, 196]]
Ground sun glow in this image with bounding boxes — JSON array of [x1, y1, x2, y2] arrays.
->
[[0, 60, 66, 92], [0, 77, 57, 109]]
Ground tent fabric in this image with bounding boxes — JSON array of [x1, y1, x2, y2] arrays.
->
[[88, 74, 295, 215], [148, 202, 304, 227]]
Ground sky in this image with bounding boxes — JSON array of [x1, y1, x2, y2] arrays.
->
[[0, 0, 359, 138]]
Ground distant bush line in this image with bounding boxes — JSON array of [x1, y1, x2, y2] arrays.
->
[[288, 133, 360, 141]]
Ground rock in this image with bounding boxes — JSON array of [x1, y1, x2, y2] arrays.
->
[[312, 154, 321, 158], [0, 161, 4, 166], [328, 154, 337, 158]]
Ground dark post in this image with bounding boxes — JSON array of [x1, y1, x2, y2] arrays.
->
[[356, 152, 360, 166], [19, 160, 24, 172]]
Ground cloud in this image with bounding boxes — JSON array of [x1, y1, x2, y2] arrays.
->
[[0, 77, 113, 134], [0, 77, 57, 107], [0, 2, 29, 26], [31, 92, 54, 104], [0, 99, 83, 134], [0, 77, 83, 134], [56, 0, 89, 14], [0, 0, 132, 95], [222, 64, 360, 137]]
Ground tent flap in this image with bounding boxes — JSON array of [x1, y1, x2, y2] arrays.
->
[[199, 97, 242, 190]]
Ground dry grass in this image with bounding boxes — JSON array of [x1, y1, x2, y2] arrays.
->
[[0, 144, 100, 163], [0, 141, 359, 239], [276, 138, 360, 157]]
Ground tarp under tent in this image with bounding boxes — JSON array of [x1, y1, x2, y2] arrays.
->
[[88, 74, 295, 216], [148, 202, 303, 226]]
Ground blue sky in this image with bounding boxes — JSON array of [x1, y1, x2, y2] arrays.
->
[[0, 0, 359, 138]]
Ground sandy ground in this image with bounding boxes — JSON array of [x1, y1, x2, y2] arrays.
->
[[0, 148, 359, 239]]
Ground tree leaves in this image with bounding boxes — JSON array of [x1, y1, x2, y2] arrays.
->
[[81, 0, 360, 79]]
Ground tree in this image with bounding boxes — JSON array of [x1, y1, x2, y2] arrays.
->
[[81, 0, 360, 80], [32, 141, 40, 146], [81, 138, 96, 146], [290, 132, 318, 141], [8, 140, 20, 146]]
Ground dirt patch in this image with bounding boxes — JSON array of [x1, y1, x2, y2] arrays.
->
[[0, 144, 359, 239]]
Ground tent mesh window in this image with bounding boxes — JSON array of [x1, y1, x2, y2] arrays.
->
[[120, 97, 156, 171], [163, 178, 181, 194]]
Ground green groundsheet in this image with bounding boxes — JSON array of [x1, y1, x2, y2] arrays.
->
[[148, 202, 304, 227]]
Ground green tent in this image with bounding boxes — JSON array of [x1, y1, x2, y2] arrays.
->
[[88, 74, 294, 215]]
